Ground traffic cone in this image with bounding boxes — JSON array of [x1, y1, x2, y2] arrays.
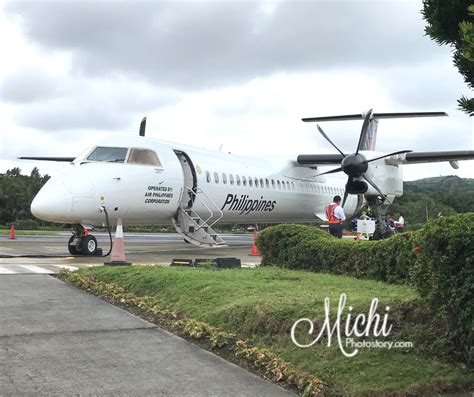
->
[[8, 224, 16, 240], [249, 229, 260, 256], [104, 218, 131, 266]]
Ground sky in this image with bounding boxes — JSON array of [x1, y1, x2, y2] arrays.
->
[[0, 0, 472, 181]]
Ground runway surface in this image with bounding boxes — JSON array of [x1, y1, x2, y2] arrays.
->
[[0, 274, 293, 396], [0, 232, 260, 270]]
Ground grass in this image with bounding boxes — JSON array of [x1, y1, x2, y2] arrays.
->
[[78, 266, 473, 396], [0, 229, 60, 236]]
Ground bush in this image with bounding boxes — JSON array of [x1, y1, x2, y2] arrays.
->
[[410, 213, 474, 364], [257, 224, 415, 284], [256, 214, 474, 364]]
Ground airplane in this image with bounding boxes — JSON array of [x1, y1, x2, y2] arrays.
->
[[19, 110, 474, 256]]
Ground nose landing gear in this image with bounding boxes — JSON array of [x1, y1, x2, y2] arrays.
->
[[68, 225, 102, 256]]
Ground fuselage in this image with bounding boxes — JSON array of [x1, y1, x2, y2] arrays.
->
[[31, 134, 363, 227]]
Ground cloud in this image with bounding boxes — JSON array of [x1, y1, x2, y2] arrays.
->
[[0, 67, 62, 103], [5, 1, 448, 89]]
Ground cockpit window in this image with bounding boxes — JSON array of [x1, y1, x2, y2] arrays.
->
[[127, 148, 161, 166], [87, 147, 128, 163]]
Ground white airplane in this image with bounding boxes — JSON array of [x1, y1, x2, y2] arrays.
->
[[20, 110, 474, 255]]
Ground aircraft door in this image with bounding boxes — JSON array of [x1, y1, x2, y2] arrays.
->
[[173, 150, 197, 209]]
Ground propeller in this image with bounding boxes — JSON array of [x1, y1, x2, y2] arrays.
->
[[314, 109, 411, 207]]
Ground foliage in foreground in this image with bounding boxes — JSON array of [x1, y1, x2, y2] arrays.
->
[[257, 214, 474, 365], [422, 0, 474, 115], [57, 270, 325, 396], [62, 266, 473, 396]]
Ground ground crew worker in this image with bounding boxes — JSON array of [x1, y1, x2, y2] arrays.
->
[[394, 213, 405, 232], [326, 195, 346, 238]]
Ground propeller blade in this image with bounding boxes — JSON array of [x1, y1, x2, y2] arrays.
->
[[355, 109, 373, 155], [139, 116, 147, 137], [316, 124, 346, 157], [362, 174, 392, 204], [342, 176, 352, 208], [365, 150, 413, 164], [314, 167, 343, 177], [342, 188, 350, 208]]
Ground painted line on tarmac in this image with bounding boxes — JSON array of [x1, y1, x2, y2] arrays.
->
[[18, 265, 54, 274], [0, 266, 16, 274]]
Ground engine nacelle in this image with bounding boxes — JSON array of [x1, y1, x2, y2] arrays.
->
[[346, 180, 368, 194]]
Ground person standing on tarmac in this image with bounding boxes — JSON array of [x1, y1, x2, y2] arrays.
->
[[326, 195, 346, 238]]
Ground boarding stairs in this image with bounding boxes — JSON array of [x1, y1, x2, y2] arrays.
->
[[172, 187, 226, 248]]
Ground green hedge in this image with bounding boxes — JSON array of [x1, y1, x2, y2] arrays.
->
[[257, 214, 474, 364], [257, 224, 415, 284]]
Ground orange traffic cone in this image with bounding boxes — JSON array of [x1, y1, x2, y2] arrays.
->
[[249, 229, 260, 256], [8, 224, 16, 240], [104, 218, 131, 266]]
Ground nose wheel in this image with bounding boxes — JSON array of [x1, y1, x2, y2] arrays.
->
[[68, 226, 102, 256]]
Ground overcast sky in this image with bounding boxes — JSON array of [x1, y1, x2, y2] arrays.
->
[[0, 0, 472, 181]]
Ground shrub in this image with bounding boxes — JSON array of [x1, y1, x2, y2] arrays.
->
[[256, 214, 474, 364], [410, 213, 473, 364], [257, 224, 414, 284]]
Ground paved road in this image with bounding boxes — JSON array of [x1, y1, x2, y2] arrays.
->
[[0, 275, 293, 396]]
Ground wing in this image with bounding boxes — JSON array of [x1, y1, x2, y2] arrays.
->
[[18, 156, 76, 162], [385, 150, 474, 165], [297, 154, 344, 165]]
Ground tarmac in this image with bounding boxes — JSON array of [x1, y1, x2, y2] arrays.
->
[[0, 274, 292, 396], [0, 232, 260, 273], [0, 233, 293, 395]]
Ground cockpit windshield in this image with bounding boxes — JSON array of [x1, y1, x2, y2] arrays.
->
[[87, 147, 128, 163]]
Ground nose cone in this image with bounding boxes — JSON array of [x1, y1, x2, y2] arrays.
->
[[31, 179, 70, 222]]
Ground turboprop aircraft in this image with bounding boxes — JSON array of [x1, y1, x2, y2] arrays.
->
[[19, 110, 474, 255]]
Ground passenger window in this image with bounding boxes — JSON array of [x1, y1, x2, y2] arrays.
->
[[222, 173, 227, 184], [229, 174, 234, 185], [291, 182, 295, 191], [242, 176, 247, 186], [88, 146, 128, 163], [248, 177, 253, 187], [260, 178, 264, 187], [277, 180, 281, 189], [236, 175, 241, 186], [271, 179, 275, 189], [265, 179, 270, 188], [206, 171, 211, 183], [127, 148, 161, 166], [282, 181, 286, 191], [214, 172, 219, 183], [254, 178, 259, 188]]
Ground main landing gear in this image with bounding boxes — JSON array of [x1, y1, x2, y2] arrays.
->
[[366, 196, 394, 240], [68, 225, 102, 256]]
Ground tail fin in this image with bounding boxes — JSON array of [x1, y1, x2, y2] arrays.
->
[[359, 117, 378, 151]]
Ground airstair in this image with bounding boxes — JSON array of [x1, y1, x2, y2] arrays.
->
[[172, 187, 226, 248]]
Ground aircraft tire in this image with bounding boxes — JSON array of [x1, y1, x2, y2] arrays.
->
[[68, 235, 81, 255], [81, 235, 98, 256]]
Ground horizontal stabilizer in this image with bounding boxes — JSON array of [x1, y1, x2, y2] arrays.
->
[[18, 156, 76, 162], [302, 111, 447, 123]]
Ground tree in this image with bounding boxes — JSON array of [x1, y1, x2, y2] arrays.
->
[[422, 1, 474, 115]]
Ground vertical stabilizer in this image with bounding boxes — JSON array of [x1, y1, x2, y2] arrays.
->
[[359, 117, 378, 151]]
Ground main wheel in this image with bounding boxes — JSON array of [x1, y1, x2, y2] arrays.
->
[[68, 235, 81, 255], [81, 235, 98, 256]]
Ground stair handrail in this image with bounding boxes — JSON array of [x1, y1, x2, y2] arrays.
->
[[185, 186, 223, 229]]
